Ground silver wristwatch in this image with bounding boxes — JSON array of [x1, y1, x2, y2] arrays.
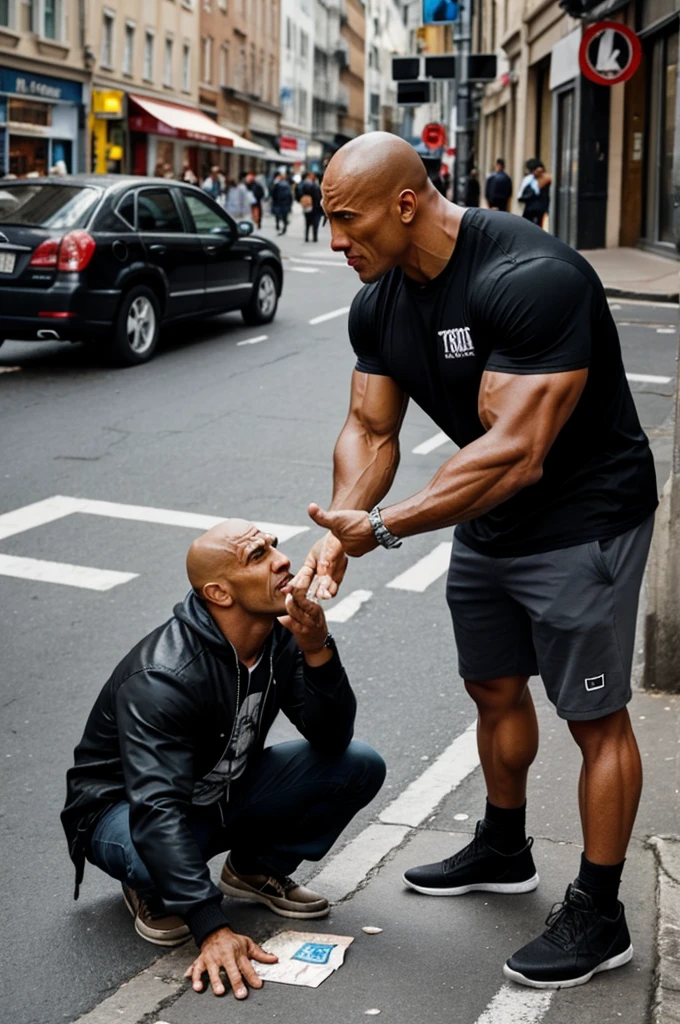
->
[[368, 506, 402, 549]]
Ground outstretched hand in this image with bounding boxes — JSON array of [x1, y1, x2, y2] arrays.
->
[[290, 531, 348, 600], [185, 926, 278, 999], [307, 503, 377, 558]]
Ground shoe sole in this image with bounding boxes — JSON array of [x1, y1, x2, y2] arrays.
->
[[402, 873, 540, 896], [122, 886, 192, 948], [219, 879, 330, 919], [502, 944, 634, 989]]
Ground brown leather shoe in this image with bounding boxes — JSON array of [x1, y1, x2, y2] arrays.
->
[[122, 884, 191, 946], [219, 853, 329, 919]]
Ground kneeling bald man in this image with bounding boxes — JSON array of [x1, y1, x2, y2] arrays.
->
[[62, 519, 385, 1000]]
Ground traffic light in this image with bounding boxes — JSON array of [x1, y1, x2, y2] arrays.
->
[[392, 57, 420, 80], [397, 80, 431, 104], [425, 55, 457, 78], [467, 55, 497, 80]]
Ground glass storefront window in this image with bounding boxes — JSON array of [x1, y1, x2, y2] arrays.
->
[[659, 30, 678, 244], [8, 99, 52, 126]]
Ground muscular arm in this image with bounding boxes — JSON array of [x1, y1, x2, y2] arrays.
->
[[330, 369, 408, 510], [382, 368, 587, 537]]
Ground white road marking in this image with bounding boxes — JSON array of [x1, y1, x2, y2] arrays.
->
[[0, 553, 137, 591], [309, 306, 350, 325], [325, 589, 373, 623], [626, 372, 672, 385], [236, 334, 268, 345], [657, 328, 676, 334], [386, 542, 452, 593], [610, 296, 679, 309], [0, 495, 308, 545], [412, 431, 450, 455], [474, 986, 554, 1024], [379, 722, 479, 827], [0, 365, 21, 373], [288, 257, 346, 267], [309, 823, 411, 904], [288, 266, 320, 274]]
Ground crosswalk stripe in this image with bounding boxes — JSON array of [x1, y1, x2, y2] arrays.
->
[[412, 431, 450, 455], [386, 542, 452, 593], [473, 985, 554, 1024], [0, 553, 137, 591], [626, 372, 672, 384], [236, 334, 268, 345], [325, 589, 373, 623]]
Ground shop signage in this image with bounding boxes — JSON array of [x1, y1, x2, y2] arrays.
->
[[280, 135, 307, 156], [0, 69, 82, 104], [578, 22, 641, 86], [421, 122, 446, 149]]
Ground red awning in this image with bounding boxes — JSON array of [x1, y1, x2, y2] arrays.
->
[[128, 95, 235, 148]]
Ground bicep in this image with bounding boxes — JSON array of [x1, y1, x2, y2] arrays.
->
[[346, 369, 408, 441], [479, 369, 588, 466]]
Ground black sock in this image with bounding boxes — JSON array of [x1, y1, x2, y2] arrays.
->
[[481, 799, 527, 854], [576, 854, 624, 917]]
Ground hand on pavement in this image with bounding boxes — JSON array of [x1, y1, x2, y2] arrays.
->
[[291, 531, 348, 600], [184, 926, 278, 998], [278, 585, 329, 653], [307, 503, 377, 559]]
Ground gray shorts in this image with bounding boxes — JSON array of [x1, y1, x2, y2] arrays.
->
[[446, 516, 654, 721]]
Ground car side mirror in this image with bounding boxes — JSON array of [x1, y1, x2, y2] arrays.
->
[[237, 220, 254, 236]]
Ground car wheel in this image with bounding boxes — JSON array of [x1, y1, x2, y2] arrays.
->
[[109, 286, 160, 366], [241, 267, 279, 326]]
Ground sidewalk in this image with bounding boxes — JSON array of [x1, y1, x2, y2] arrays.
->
[[88, 688, 680, 1024], [570, 247, 678, 303]]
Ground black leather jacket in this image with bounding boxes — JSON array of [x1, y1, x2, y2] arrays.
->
[[61, 592, 356, 945]]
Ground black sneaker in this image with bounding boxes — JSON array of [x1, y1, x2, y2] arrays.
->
[[402, 821, 539, 896], [503, 883, 633, 988]]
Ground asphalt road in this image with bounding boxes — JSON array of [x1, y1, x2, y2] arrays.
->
[[1, 211, 677, 1024]]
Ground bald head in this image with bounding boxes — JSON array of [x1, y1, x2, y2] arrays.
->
[[186, 518, 255, 595], [320, 132, 455, 284], [325, 132, 428, 205]]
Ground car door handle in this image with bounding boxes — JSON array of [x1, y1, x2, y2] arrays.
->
[[149, 244, 167, 255], [205, 244, 219, 254]]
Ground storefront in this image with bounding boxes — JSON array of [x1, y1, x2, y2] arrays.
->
[[128, 94, 238, 177], [91, 89, 126, 174], [0, 68, 84, 177]]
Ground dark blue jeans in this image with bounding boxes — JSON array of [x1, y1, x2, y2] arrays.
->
[[89, 740, 385, 895]]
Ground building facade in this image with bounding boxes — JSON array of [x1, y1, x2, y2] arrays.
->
[[279, 0, 314, 165], [472, 0, 679, 255], [339, 0, 366, 138], [0, 0, 89, 175], [364, 0, 407, 133]]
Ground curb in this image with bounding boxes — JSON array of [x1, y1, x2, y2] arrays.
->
[[604, 285, 679, 304], [648, 836, 680, 1024]]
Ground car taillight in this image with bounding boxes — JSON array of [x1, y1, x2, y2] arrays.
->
[[30, 238, 60, 268], [58, 231, 96, 272]]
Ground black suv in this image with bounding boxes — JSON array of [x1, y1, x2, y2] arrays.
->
[[0, 175, 283, 365]]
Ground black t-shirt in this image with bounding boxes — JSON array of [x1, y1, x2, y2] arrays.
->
[[349, 209, 657, 557]]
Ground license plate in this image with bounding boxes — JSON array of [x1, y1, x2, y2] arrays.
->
[[0, 252, 16, 274]]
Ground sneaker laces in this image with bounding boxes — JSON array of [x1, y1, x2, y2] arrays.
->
[[441, 820, 488, 874], [544, 884, 597, 951], [265, 873, 296, 897]]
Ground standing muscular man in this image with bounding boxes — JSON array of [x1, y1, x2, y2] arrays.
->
[[296, 133, 658, 989]]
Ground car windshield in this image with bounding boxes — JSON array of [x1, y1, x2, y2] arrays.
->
[[0, 185, 100, 228]]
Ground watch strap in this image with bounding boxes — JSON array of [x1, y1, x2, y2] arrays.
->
[[368, 506, 402, 549]]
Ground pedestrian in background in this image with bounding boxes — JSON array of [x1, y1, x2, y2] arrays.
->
[[485, 157, 513, 211], [182, 162, 198, 186], [270, 172, 293, 235], [225, 177, 251, 220], [299, 171, 323, 243], [464, 167, 480, 207], [245, 171, 265, 228], [202, 165, 223, 202], [518, 159, 549, 227]]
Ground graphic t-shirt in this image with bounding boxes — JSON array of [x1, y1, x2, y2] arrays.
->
[[349, 209, 657, 556]]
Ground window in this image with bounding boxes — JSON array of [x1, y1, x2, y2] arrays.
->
[[144, 30, 154, 80], [117, 192, 136, 228], [235, 45, 246, 91], [286, 16, 294, 51], [202, 36, 212, 83], [300, 30, 308, 62], [43, 0, 62, 39], [137, 189, 184, 233], [182, 43, 191, 91], [101, 11, 114, 67], [299, 87, 308, 122], [249, 43, 255, 91], [184, 192, 232, 234], [219, 43, 229, 87], [123, 22, 135, 75], [0, 0, 12, 28], [164, 37, 173, 86]]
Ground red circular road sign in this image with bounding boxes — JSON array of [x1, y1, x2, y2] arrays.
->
[[421, 122, 447, 150], [579, 22, 642, 86]]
